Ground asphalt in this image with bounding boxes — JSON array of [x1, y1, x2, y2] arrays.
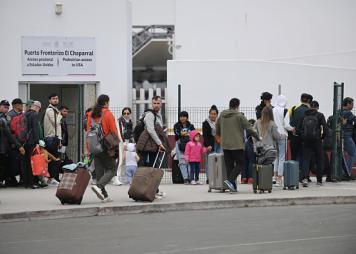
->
[[0, 178, 356, 222], [0, 204, 355, 254]]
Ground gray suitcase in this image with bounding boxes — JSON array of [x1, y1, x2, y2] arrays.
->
[[208, 153, 227, 193], [283, 160, 299, 190], [252, 164, 273, 193]]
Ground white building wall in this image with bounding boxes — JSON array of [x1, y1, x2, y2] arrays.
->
[[0, 0, 132, 108], [174, 0, 356, 68], [167, 60, 356, 118], [131, 0, 176, 26]]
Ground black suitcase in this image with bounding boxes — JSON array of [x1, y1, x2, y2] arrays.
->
[[172, 159, 184, 184]]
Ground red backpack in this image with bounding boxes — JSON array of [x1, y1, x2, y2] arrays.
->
[[10, 114, 28, 142]]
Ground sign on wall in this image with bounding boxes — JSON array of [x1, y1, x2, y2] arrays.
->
[[22, 36, 96, 76]]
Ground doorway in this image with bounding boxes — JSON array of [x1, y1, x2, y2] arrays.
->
[[18, 82, 97, 162]]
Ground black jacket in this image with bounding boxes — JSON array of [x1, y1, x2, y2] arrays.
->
[[290, 104, 309, 127], [173, 121, 195, 141], [202, 120, 215, 148], [25, 110, 40, 146], [296, 109, 328, 141], [61, 118, 69, 146], [0, 113, 20, 154]]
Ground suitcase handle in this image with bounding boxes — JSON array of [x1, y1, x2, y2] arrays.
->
[[153, 151, 166, 169]]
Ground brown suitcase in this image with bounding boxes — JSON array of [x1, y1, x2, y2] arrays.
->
[[128, 151, 165, 202], [56, 167, 91, 205]]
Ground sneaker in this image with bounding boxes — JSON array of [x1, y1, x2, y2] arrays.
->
[[273, 176, 277, 184], [112, 176, 123, 186], [102, 197, 113, 203], [155, 195, 163, 200], [184, 179, 190, 185], [316, 182, 323, 187], [91, 185, 105, 200], [47, 179, 59, 186], [224, 180, 237, 192], [191, 180, 197, 185], [274, 182, 281, 187], [302, 179, 309, 187], [156, 191, 167, 198], [196, 181, 203, 185]]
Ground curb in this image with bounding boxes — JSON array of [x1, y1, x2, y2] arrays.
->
[[1, 196, 356, 223]]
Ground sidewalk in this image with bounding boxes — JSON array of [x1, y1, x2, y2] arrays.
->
[[0, 179, 356, 222]]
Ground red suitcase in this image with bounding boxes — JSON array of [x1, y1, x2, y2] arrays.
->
[[56, 167, 91, 205]]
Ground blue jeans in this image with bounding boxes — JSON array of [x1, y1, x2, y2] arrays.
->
[[176, 142, 190, 180], [344, 135, 356, 175], [274, 138, 287, 176], [126, 165, 138, 184], [190, 162, 200, 181], [205, 143, 223, 180]]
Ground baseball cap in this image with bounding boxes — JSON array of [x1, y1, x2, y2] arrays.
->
[[12, 98, 23, 105], [0, 100, 10, 106], [26, 99, 34, 106], [33, 101, 42, 109]]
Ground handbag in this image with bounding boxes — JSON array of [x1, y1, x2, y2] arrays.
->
[[31, 145, 49, 177]]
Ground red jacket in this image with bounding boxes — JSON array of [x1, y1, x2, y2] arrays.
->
[[184, 130, 207, 163], [86, 108, 118, 137]]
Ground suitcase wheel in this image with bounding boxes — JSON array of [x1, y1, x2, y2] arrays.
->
[[283, 187, 286, 190], [60, 200, 65, 205], [253, 190, 257, 194], [268, 190, 272, 193], [296, 186, 299, 189], [208, 188, 212, 193]]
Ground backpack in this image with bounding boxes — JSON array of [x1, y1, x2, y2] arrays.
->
[[133, 109, 156, 143], [87, 115, 104, 155], [301, 114, 320, 141], [10, 114, 28, 142]]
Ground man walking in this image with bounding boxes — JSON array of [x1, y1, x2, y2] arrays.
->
[[216, 98, 259, 192], [43, 93, 62, 184], [297, 101, 328, 187]]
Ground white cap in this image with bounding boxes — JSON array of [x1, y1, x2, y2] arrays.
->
[[39, 140, 46, 147]]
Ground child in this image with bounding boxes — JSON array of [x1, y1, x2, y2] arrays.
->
[[124, 143, 140, 184], [184, 130, 212, 185], [38, 140, 60, 186]]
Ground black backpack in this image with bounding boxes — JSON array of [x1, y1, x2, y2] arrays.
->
[[301, 114, 320, 141], [133, 109, 156, 143]]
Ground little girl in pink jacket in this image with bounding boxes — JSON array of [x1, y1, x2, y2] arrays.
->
[[185, 130, 212, 184]]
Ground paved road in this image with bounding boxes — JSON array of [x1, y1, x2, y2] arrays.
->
[[0, 205, 355, 254]]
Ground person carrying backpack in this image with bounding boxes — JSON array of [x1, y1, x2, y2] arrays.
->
[[297, 101, 328, 187], [174, 111, 195, 184], [87, 94, 119, 202]]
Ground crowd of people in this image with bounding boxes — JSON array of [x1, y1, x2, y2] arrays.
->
[[0, 91, 355, 200]]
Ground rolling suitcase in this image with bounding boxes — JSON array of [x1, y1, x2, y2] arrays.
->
[[128, 151, 165, 202], [56, 167, 91, 205], [252, 164, 273, 193], [172, 159, 184, 184], [283, 160, 299, 190], [208, 153, 227, 193]]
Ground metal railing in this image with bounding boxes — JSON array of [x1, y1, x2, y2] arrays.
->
[[132, 25, 174, 56]]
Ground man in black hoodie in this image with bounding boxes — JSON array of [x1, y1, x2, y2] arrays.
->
[[290, 93, 313, 178], [255, 92, 273, 120], [297, 101, 328, 187]]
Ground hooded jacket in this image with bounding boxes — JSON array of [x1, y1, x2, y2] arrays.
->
[[0, 113, 21, 154], [184, 130, 207, 163], [125, 143, 138, 166], [216, 109, 259, 150], [296, 109, 328, 141], [273, 95, 293, 137]]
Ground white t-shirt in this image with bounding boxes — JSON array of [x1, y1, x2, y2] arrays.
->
[[126, 151, 138, 166]]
